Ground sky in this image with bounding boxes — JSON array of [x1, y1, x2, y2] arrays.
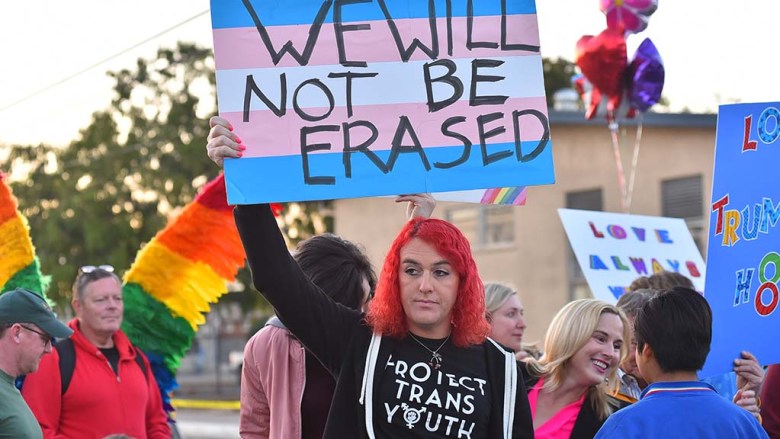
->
[[1, 0, 779, 147]]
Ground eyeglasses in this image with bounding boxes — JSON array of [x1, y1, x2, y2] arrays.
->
[[19, 325, 53, 346], [79, 265, 114, 274]]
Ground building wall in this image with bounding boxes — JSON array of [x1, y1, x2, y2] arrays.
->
[[333, 114, 716, 345]]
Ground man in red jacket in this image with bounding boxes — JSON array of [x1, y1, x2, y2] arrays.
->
[[22, 266, 170, 439]]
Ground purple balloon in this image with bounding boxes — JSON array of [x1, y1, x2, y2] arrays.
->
[[628, 38, 665, 112]]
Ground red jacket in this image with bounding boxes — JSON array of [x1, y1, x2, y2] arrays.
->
[[21, 319, 170, 439]]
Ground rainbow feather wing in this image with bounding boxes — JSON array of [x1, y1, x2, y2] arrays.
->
[[0, 174, 49, 295], [121, 173, 245, 410]]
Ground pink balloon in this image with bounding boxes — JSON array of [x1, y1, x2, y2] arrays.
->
[[599, 0, 658, 34]]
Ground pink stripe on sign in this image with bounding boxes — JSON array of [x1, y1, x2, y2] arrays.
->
[[515, 188, 528, 205], [480, 188, 501, 204], [213, 14, 539, 70], [221, 96, 548, 158]]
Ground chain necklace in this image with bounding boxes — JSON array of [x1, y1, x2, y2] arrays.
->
[[407, 332, 450, 369]]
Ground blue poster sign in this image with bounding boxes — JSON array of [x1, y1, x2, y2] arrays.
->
[[701, 102, 780, 377]]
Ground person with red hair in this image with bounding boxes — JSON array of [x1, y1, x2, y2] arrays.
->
[[207, 116, 534, 439]]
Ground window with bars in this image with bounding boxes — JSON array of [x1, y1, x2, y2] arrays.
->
[[661, 175, 704, 251], [445, 205, 515, 248], [566, 188, 604, 300]]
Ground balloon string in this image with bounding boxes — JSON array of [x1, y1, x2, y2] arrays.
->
[[625, 113, 644, 212], [609, 120, 628, 213]]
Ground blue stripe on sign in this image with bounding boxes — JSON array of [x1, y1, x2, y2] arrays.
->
[[211, 0, 537, 29], [223, 140, 554, 204]]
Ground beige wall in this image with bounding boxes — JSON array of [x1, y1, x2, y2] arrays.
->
[[334, 115, 716, 345]]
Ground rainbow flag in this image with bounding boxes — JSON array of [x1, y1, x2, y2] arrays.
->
[[121, 173, 246, 411], [480, 186, 528, 206], [0, 174, 49, 296]]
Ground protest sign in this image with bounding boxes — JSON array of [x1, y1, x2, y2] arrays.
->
[[701, 102, 780, 377], [210, 0, 553, 204], [558, 208, 706, 304]]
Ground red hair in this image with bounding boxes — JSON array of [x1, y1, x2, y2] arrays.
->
[[366, 217, 490, 347]]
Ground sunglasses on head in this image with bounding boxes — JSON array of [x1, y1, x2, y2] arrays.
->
[[79, 265, 114, 274]]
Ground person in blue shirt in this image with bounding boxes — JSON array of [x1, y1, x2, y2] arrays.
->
[[595, 287, 768, 438], [625, 274, 765, 420]]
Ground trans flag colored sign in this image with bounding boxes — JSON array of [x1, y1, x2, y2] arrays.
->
[[210, 0, 554, 204]]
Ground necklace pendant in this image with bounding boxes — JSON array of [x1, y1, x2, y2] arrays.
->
[[430, 352, 442, 369], [408, 332, 449, 371]]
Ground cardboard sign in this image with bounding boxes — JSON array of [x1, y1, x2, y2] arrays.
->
[[210, 0, 554, 204], [558, 208, 706, 304], [701, 102, 780, 377]]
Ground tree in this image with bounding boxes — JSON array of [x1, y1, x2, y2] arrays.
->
[[3, 43, 332, 313], [3, 43, 220, 305], [543, 57, 578, 108]]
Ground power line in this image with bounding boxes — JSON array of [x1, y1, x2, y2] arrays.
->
[[0, 9, 210, 114]]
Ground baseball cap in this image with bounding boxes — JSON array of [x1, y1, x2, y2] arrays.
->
[[0, 288, 73, 339]]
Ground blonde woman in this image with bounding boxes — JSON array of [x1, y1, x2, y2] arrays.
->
[[522, 299, 630, 439], [485, 282, 531, 360]]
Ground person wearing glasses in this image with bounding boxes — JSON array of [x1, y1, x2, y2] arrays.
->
[[0, 287, 72, 439], [21, 266, 170, 439]]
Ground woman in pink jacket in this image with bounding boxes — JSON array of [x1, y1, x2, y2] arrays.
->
[[240, 195, 434, 439]]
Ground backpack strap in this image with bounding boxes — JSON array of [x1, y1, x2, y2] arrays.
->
[[133, 346, 149, 383], [54, 339, 149, 396], [53, 338, 77, 396]]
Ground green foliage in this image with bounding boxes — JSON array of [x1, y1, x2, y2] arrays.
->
[[2, 43, 220, 306], [277, 201, 333, 247], [543, 57, 578, 108], [2, 43, 331, 312]]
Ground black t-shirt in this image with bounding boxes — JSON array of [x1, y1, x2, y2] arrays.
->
[[99, 347, 120, 375], [375, 335, 491, 438], [301, 349, 336, 439]]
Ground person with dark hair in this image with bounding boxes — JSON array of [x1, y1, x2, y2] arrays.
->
[[523, 299, 630, 439], [21, 266, 170, 439], [646, 271, 694, 290], [241, 232, 376, 439], [625, 275, 765, 417], [0, 288, 73, 439], [627, 276, 651, 292], [295, 233, 378, 310], [240, 196, 430, 439], [612, 288, 658, 403], [629, 271, 694, 293], [595, 288, 768, 438], [207, 116, 534, 439]]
